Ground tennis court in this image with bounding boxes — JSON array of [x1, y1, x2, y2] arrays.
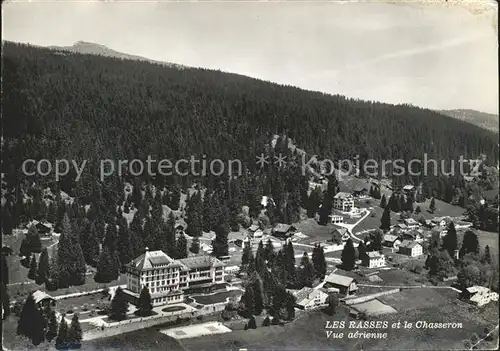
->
[[159, 321, 232, 339]]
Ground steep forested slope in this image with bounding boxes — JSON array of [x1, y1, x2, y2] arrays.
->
[[2, 41, 498, 192]]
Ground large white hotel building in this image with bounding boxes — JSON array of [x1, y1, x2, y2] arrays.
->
[[123, 249, 225, 306]]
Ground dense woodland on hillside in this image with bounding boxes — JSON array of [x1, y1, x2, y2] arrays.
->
[[1, 41, 499, 242]]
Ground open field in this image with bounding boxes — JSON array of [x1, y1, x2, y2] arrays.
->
[[412, 198, 466, 219], [378, 288, 452, 312], [294, 218, 336, 244], [353, 205, 399, 234]]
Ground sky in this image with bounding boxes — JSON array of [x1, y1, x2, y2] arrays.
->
[[2, 0, 498, 114]]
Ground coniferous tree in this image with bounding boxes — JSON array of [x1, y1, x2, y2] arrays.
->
[[380, 194, 387, 208], [248, 315, 257, 329], [284, 240, 297, 287], [95, 247, 119, 283], [37, 248, 50, 285], [299, 252, 314, 288], [253, 274, 265, 315], [168, 184, 181, 211], [380, 206, 391, 231], [55, 314, 69, 349], [186, 192, 203, 237], [241, 242, 252, 266], [46, 309, 58, 341], [31, 303, 47, 346], [82, 222, 100, 267], [189, 237, 200, 254], [240, 284, 255, 317], [341, 238, 356, 271], [324, 293, 339, 316], [264, 238, 275, 265], [28, 254, 38, 280], [358, 241, 368, 261], [307, 187, 322, 218], [117, 218, 133, 271], [482, 245, 492, 264], [442, 222, 458, 258], [459, 230, 480, 257], [57, 214, 86, 288], [369, 229, 384, 251], [110, 287, 128, 321], [429, 197, 436, 213], [67, 313, 83, 348], [176, 233, 188, 259], [137, 286, 153, 316], [162, 212, 176, 257], [17, 293, 37, 338], [285, 292, 296, 320]]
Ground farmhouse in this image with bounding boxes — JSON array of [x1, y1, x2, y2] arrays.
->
[[431, 217, 450, 228], [324, 273, 358, 296], [124, 249, 225, 306], [253, 229, 264, 239], [333, 192, 355, 212], [392, 223, 409, 232], [399, 230, 424, 243], [294, 287, 329, 310], [27, 220, 53, 236], [432, 226, 448, 238], [261, 196, 275, 208], [462, 286, 499, 307], [454, 221, 473, 230], [398, 241, 423, 257], [332, 228, 350, 242], [362, 251, 386, 268], [33, 290, 56, 309], [352, 187, 369, 198], [330, 215, 344, 224], [403, 218, 420, 229], [273, 223, 296, 238], [383, 234, 401, 249]]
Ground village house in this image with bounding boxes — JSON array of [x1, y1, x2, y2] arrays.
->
[[27, 220, 53, 236], [403, 185, 415, 198], [272, 223, 296, 238], [330, 215, 344, 224], [399, 230, 424, 243], [392, 223, 409, 232], [398, 240, 423, 257], [324, 273, 358, 296], [253, 229, 264, 239], [333, 192, 355, 212], [123, 249, 225, 306], [454, 221, 473, 230], [261, 196, 275, 209], [431, 217, 450, 228], [332, 227, 350, 243], [294, 287, 329, 310], [362, 251, 386, 268], [432, 226, 448, 238], [403, 218, 420, 229], [33, 290, 56, 309], [352, 187, 369, 198], [462, 286, 499, 307], [383, 234, 402, 249]]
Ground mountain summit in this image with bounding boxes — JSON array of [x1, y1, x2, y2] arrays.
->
[[48, 41, 183, 68]]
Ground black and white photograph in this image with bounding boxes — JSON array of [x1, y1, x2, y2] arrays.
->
[[1, 0, 499, 350]]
